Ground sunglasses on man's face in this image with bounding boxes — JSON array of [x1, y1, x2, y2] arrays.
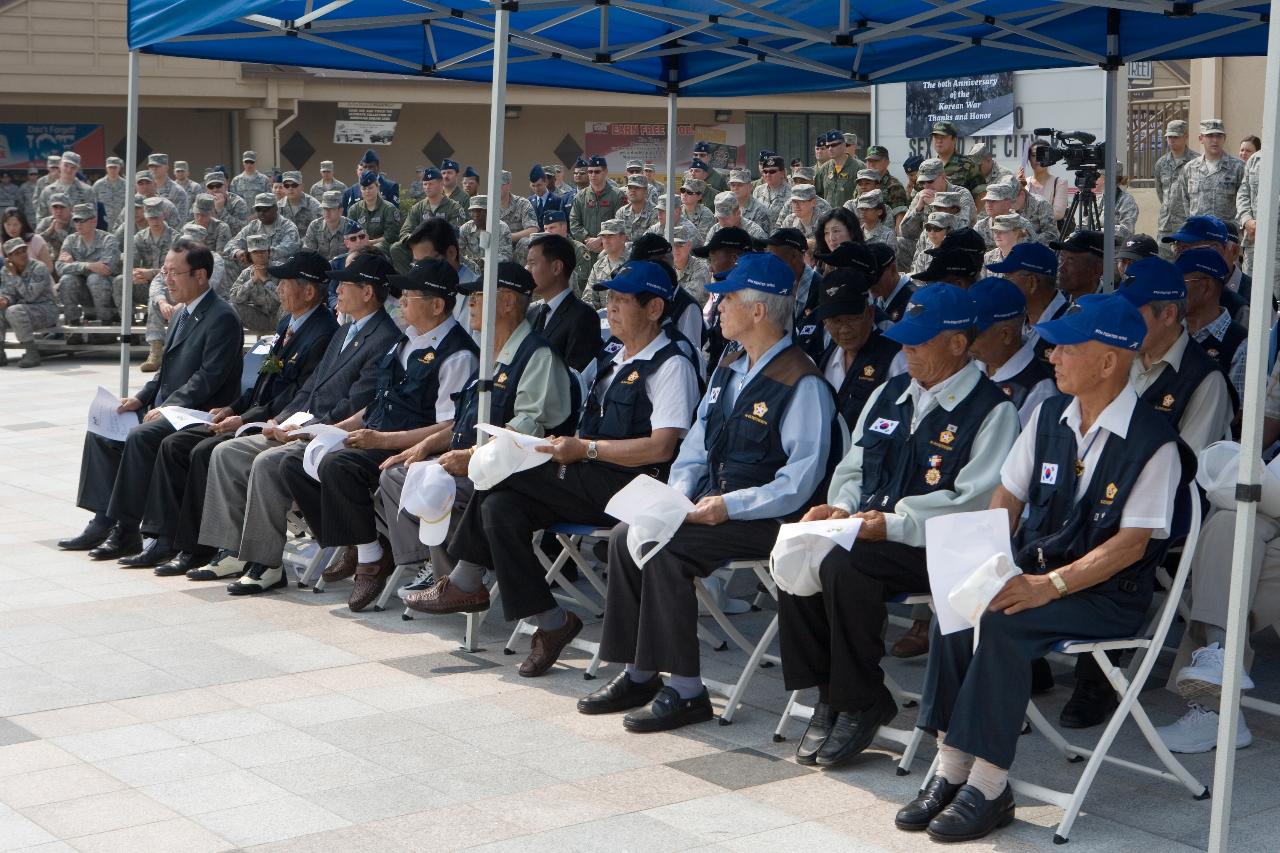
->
[[283, 182, 299, 189], [762, 169, 780, 175]]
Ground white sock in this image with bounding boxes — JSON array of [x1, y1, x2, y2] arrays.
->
[[936, 734, 974, 785], [356, 541, 383, 563], [967, 758, 1009, 800]]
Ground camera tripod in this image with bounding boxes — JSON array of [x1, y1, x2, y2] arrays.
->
[[1058, 168, 1103, 240]]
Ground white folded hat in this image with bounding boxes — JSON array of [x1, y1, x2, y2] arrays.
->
[[1198, 440, 1280, 516], [467, 424, 552, 491], [399, 462, 456, 546]]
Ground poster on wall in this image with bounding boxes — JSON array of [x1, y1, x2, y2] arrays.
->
[[583, 122, 745, 175], [334, 103, 402, 145], [905, 73, 1015, 138], [0, 124, 104, 170]]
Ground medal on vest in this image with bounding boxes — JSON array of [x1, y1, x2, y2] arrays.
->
[[419, 351, 435, 364], [1160, 393, 1175, 410], [925, 454, 943, 485]]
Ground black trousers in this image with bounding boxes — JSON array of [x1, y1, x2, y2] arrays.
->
[[141, 425, 230, 549], [449, 462, 634, 623], [76, 419, 175, 526], [777, 539, 930, 712], [918, 584, 1149, 769], [281, 446, 395, 547], [599, 517, 780, 677]]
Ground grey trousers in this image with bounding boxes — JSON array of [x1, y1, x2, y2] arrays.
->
[[201, 435, 304, 567], [375, 462, 473, 570], [59, 273, 116, 324], [1, 303, 58, 343]]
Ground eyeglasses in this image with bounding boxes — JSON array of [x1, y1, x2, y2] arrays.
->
[[761, 169, 780, 175], [283, 183, 299, 188], [162, 267, 193, 278], [587, 169, 605, 175]]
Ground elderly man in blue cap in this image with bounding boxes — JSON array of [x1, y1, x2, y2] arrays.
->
[[898, 291, 1191, 843], [985, 241, 1064, 365], [1175, 246, 1247, 385], [969, 277, 1058, 426], [779, 284, 1019, 769], [579, 252, 837, 733]]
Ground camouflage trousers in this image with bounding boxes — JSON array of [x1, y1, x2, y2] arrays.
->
[[59, 273, 119, 325], [0, 302, 59, 343]]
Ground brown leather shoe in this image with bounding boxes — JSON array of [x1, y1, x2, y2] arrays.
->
[[323, 546, 358, 582], [404, 577, 490, 615], [519, 611, 584, 677], [891, 617, 931, 659], [348, 550, 395, 612]]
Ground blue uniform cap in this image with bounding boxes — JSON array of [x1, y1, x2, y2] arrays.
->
[[529, 164, 546, 182], [595, 260, 677, 300], [358, 171, 379, 187], [1117, 257, 1186, 306], [572, 157, 589, 169], [440, 159, 460, 172], [462, 165, 478, 178], [815, 134, 826, 146], [341, 219, 366, 236], [689, 158, 709, 172], [1174, 246, 1231, 282], [969, 277, 1027, 332], [693, 141, 711, 154], [882, 284, 977, 346], [705, 252, 795, 297], [1163, 214, 1228, 245], [1034, 293, 1145, 351], [543, 210, 568, 225], [360, 148, 379, 165], [984, 241, 1057, 276], [587, 155, 608, 169], [825, 129, 845, 144], [421, 166, 442, 181]]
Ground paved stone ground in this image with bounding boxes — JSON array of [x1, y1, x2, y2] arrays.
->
[[1, 353, 1278, 852]]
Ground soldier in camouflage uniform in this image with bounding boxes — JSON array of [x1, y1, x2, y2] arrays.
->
[[929, 120, 983, 193], [126, 198, 176, 314], [1010, 179, 1058, 245], [147, 154, 190, 219], [973, 181, 1039, 249], [391, 167, 465, 273], [124, 172, 184, 231], [440, 159, 470, 210], [0, 173, 20, 212], [778, 184, 821, 243], [752, 154, 792, 227], [458, 196, 512, 277], [498, 170, 539, 264], [225, 194, 301, 276], [706, 191, 767, 243], [403, 168, 426, 204], [56, 203, 121, 326], [969, 142, 1013, 196], [36, 194, 74, 270], [20, 168, 41, 223], [677, 179, 716, 242], [0, 237, 58, 367], [112, 195, 145, 249], [230, 151, 272, 206], [981, 213, 1036, 276], [570, 155, 627, 261], [584, 218, 628, 309], [646, 196, 703, 251], [541, 210, 590, 296], [691, 141, 729, 195], [852, 190, 896, 246], [189, 195, 233, 255], [93, 156, 128, 226], [278, 171, 323, 232], [1238, 150, 1280, 291], [198, 173, 247, 235], [1169, 119, 1245, 230], [172, 161, 202, 203], [901, 158, 977, 248], [910, 211, 957, 274], [775, 167, 833, 227], [813, 129, 866, 209], [34, 156, 60, 201], [309, 161, 347, 200], [864, 145, 911, 223], [1155, 119, 1199, 257], [36, 151, 94, 221], [727, 170, 773, 236], [229, 233, 282, 333], [623, 160, 660, 207], [303, 192, 352, 265], [618, 175, 658, 244], [670, 222, 711, 307], [347, 173, 402, 251]]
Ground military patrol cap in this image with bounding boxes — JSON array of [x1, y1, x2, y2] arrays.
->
[[789, 184, 817, 202], [441, 159, 460, 172], [654, 194, 670, 207], [693, 141, 711, 154], [843, 132, 859, 147], [319, 191, 342, 209], [242, 150, 257, 162], [1199, 118, 1226, 135], [27, 167, 40, 175], [320, 160, 335, 171], [360, 149, 380, 165], [866, 145, 890, 160], [811, 267, 871, 321], [969, 142, 994, 161], [421, 167, 442, 181], [669, 222, 697, 244], [341, 219, 366, 236], [689, 158, 710, 173], [245, 193, 273, 210], [856, 169, 881, 183], [46, 155, 61, 166], [991, 213, 1028, 232], [628, 233, 672, 261], [1175, 246, 1231, 283], [764, 227, 808, 254], [106, 156, 123, 167], [885, 284, 976, 344], [680, 177, 706, 194], [1163, 214, 1228, 245], [3, 237, 27, 255], [1165, 120, 1189, 137], [597, 260, 677, 300], [986, 241, 1057, 276], [707, 252, 794, 296], [246, 233, 270, 252], [626, 175, 648, 189], [71, 203, 96, 222], [529, 164, 546, 182], [1116, 234, 1159, 261], [144, 153, 167, 167], [642, 162, 656, 172], [713, 191, 739, 215], [550, 164, 564, 173], [49, 193, 71, 209], [813, 240, 875, 272], [903, 154, 925, 173], [387, 257, 459, 298], [729, 169, 752, 184], [625, 159, 645, 171], [359, 171, 379, 188], [135, 170, 154, 183], [61, 151, 82, 167], [925, 211, 956, 230], [458, 261, 535, 296], [543, 209, 567, 225], [598, 218, 625, 235], [468, 195, 487, 211], [1116, 257, 1186, 305], [1036, 292, 1146, 351], [267, 250, 329, 285], [203, 172, 226, 186], [1051, 229, 1106, 256], [856, 190, 884, 209], [572, 157, 588, 169], [173, 161, 189, 172], [281, 171, 302, 185], [931, 191, 964, 209], [970, 277, 1027, 331], [917, 158, 945, 181], [181, 223, 208, 242], [193, 193, 216, 214], [588, 155, 608, 169], [983, 180, 1017, 202], [132, 193, 145, 208], [500, 170, 512, 184], [930, 120, 959, 137], [762, 155, 785, 169], [695, 226, 757, 258]]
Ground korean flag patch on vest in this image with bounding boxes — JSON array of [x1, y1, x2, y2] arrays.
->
[[869, 417, 899, 435], [1041, 463, 1059, 485]]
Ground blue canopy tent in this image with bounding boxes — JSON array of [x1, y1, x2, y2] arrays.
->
[[125, 3, 1280, 848]]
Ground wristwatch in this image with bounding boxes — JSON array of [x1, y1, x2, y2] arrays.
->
[[586, 440, 598, 461], [1047, 570, 1069, 598]]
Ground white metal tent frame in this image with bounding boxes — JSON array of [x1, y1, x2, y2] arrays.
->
[[121, 3, 1280, 849]]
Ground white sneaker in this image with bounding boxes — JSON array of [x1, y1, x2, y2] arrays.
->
[[1175, 642, 1255, 700], [397, 564, 436, 601], [1156, 703, 1252, 754]]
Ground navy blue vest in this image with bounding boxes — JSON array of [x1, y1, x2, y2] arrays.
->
[[450, 330, 580, 449], [1198, 320, 1247, 377], [1033, 296, 1072, 367], [792, 269, 826, 361], [1013, 394, 1192, 594], [819, 332, 901, 429], [855, 370, 1011, 513], [1138, 336, 1223, 428], [875, 280, 915, 327], [365, 322, 478, 432], [993, 348, 1055, 409]]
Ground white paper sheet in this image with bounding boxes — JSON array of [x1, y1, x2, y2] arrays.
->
[[86, 386, 139, 442], [296, 424, 349, 480], [925, 508, 1016, 637], [158, 406, 215, 430], [234, 410, 313, 437]]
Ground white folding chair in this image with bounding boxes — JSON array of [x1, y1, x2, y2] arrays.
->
[[282, 509, 338, 591], [772, 593, 933, 775], [696, 558, 784, 725]]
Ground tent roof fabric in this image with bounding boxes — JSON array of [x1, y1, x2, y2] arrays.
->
[[129, 0, 1271, 98]]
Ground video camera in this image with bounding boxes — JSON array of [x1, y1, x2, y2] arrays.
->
[[1032, 128, 1108, 172]]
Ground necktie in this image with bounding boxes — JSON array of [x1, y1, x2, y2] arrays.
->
[[532, 304, 549, 333], [282, 326, 295, 349], [341, 323, 358, 351], [168, 308, 189, 350]]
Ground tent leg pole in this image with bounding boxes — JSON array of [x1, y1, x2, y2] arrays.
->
[[1209, 1, 1280, 849], [665, 91, 677, 241], [119, 49, 139, 396], [476, 8, 510, 433], [1102, 64, 1117, 290]]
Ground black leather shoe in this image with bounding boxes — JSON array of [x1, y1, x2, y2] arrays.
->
[[926, 783, 1015, 843], [1059, 678, 1118, 729], [578, 671, 665, 715], [795, 701, 835, 766], [154, 549, 214, 577], [118, 540, 176, 568], [895, 773, 963, 831], [815, 688, 899, 767], [87, 526, 143, 561], [623, 686, 714, 733], [1031, 657, 1055, 695], [58, 519, 112, 551]]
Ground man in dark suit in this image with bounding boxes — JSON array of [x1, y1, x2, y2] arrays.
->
[[526, 232, 602, 373], [59, 239, 245, 560], [143, 251, 339, 576], [528, 165, 566, 231], [198, 252, 402, 589]]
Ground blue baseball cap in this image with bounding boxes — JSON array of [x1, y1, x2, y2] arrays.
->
[[529, 164, 546, 182], [1035, 293, 1145, 351], [594, 260, 677, 300], [440, 159, 460, 172], [462, 165, 479, 178], [421, 166, 442, 181], [1117, 257, 1186, 306], [689, 158, 710, 172], [543, 210, 567, 225], [706, 252, 795, 297], [359, 171, 378, 187], [1163, 214, 1228, 245], [1175, 246, 1231, 282], [969, 277, 1027, 332], [984, 242, 1057, 276], [588, 155, 608, 169], [883, 284, 977, 346]]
